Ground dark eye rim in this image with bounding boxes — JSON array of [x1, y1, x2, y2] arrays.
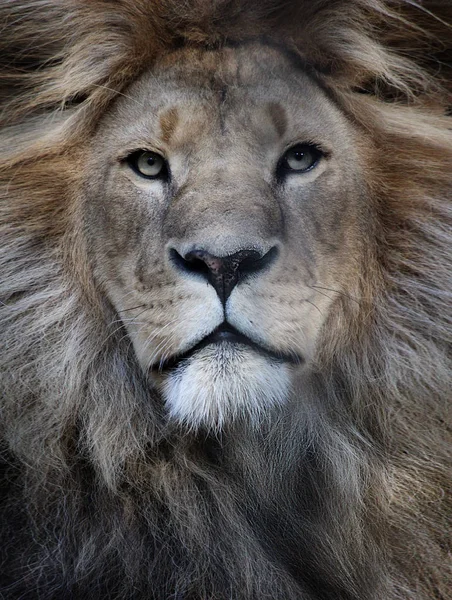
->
[[276, 143, 324, 179], [126, 149, 170, 180]]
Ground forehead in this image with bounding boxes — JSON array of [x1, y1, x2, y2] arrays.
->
[[106, 43, 346, 147], [148, 43, 312, 94]]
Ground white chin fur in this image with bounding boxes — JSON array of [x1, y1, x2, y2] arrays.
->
[[160, 343, 291, 431]]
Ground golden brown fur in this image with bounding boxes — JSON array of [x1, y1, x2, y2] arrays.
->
[[1, 1, 451, 599]]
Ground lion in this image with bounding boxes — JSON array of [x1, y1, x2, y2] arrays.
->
[[0, 1, 451, 598]]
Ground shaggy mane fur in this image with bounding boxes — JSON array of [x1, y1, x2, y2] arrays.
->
[[1, 1, 451, 598]]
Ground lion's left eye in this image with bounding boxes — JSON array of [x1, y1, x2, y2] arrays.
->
[[279, 144, 322, 174], [127, 150, 168, 179]]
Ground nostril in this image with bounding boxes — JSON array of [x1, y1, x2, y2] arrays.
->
[[238, 246, 279, 275], [186, 256, 211, 276], [169, 248, 211, 276]]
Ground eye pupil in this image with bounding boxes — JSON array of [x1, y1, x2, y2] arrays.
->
[[147, 157, 156, 166]]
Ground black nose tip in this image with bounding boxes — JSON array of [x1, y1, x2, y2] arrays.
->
[[170, 246, 278, 303]]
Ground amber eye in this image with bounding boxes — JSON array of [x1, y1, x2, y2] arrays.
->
[[279, 144, 322, 175], [127, 150, 168, 179]]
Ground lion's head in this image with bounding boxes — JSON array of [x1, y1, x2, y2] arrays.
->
[[84, 42, 368, 429], [1, 1, 451, 599]]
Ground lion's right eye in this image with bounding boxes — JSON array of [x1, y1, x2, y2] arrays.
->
[[127, 150, 168, 179], [278, 144, 323, 177]]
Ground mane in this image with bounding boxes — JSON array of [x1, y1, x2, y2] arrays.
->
[[1, 1, 451, 598]]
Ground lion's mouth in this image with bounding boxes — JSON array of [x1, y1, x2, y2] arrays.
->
[[153, 322, 301, 372]]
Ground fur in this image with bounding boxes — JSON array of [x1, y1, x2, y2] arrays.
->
[[1, 1, 451, 598]]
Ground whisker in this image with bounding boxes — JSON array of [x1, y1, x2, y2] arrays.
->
[[90, 83, 146, 106], [119, 307, 153, 322], [303, 298, 323, 315], [117, 304, 147, 313], [140, 319, 181, 366], [309, 285, 361, 305], [158, 339, 178, 373], [101, 323, 128, 345], [146, 331, 179, 372]]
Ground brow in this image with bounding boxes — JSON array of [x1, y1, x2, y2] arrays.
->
[[267, 102, 288, 138], [159, 106, 179, 143]]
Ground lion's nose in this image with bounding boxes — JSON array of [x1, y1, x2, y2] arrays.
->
[[170, 246, 278, 304]]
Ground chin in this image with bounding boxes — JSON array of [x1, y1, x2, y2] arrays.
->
[[158, 343, 293, 430]]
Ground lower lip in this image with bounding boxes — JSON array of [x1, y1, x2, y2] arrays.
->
[[151, 337, 247, 373], [152, 335, 300, 373], [209, 330, 250, 344]]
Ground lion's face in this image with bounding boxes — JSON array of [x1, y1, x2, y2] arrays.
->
[[83, 43, 367, 429]]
